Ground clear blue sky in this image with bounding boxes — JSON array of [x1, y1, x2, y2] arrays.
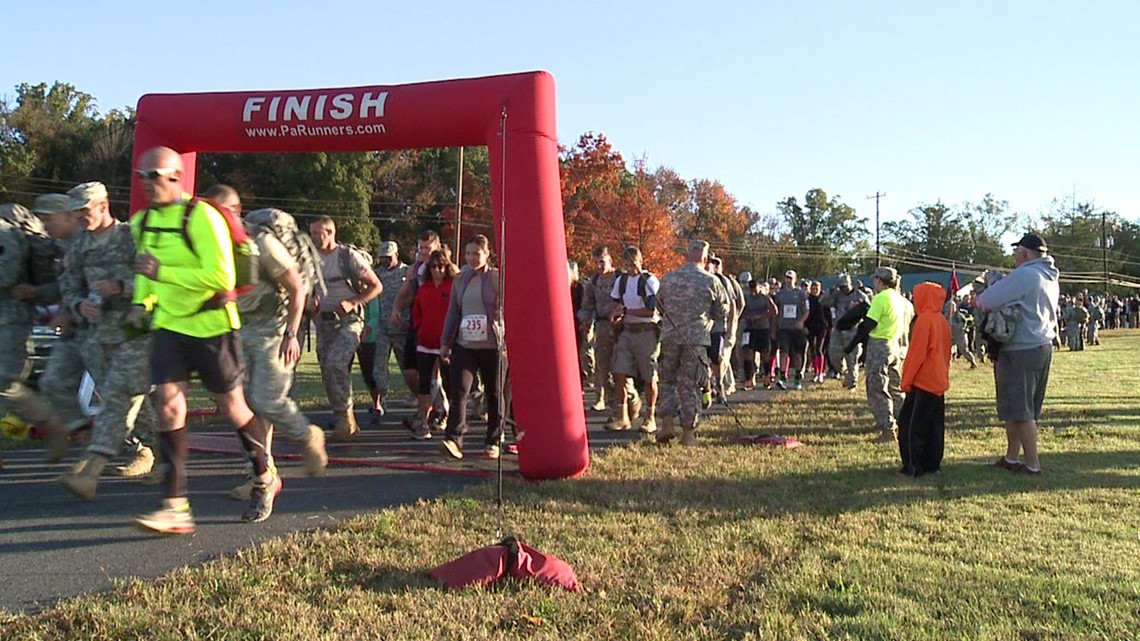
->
[[4, 0, 1137, 230]]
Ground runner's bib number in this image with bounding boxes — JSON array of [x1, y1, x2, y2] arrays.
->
[[460, 314, 488, 342], [782, 304, 798, 319]]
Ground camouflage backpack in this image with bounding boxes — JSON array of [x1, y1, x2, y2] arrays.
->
[[338, 243, 374, 295], [241, 208, 327, 314], [0, 203, 60, 287]]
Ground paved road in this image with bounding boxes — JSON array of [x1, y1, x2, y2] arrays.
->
[[0, 397, 652, 614]]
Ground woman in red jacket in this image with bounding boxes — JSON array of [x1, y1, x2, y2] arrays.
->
[[897, 281, 952, 477], [409, 249, 458, 439]]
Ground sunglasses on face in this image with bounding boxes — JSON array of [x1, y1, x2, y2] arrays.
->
[[135, 167, 178, 181], [431, 262, 447, 269]]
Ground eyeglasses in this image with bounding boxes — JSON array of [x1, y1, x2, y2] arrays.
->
[[135, 167, 179, 181], [430, 262, 447, 269]]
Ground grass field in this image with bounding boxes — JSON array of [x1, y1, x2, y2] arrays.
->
[[3, 331, 1139, 640]]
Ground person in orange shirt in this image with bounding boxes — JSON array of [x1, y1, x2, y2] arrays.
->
[[897, 282, 952, 477]]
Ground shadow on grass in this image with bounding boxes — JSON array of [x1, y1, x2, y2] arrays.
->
[[551, 449, 1140, 522], [329, 560, 437, 593]]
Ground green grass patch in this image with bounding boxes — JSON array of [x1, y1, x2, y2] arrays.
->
[[3, 333, 1139, 639]]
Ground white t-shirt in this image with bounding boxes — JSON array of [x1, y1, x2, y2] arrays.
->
[[610, 271, 660, 324]]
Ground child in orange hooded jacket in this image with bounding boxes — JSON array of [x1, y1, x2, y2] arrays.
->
[[897, 282, 952, 477]]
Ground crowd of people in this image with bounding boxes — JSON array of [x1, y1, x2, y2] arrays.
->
[[0, 147, 511, 535], [572, 233, 1067, 477], [0, 161, 1086, 533]]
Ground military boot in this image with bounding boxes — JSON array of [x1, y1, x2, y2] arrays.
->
[[681, 428, 699, 447], [114, 446, 155, 478], [332, 410, 359, 442], [301, 425, 328, 476], [873, 428, 897, 444], [58, 454, 110, 501]]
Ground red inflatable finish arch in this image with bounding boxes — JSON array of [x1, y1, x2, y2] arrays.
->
[[129, 71, 588, 480]]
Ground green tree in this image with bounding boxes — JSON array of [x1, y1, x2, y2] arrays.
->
[[0, 82, 111, 203], [775, 188, 868, 276]]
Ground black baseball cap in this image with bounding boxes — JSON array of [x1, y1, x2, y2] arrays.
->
[[1012, 233, 1047, 252]]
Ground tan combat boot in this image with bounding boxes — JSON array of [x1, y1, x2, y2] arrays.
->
[[873, 428, 897, 444], [58, 454, 110, 500], [114, 446, 155, 478], [332, 410, 359, 442], [301, 424, 328, 476]]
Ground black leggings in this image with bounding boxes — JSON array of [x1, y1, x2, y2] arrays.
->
[[415, 350, 449, 396], [445, 344, 501, 446]]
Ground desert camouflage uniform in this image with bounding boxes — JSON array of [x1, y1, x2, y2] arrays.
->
[[824, 287, 870, 388], [657, 263, 729, 430], [579, 269, 632, 409], [61, 224, 155, 459], [238, 233, 314, 442], [0, 212, 36, 414], [373, 261, 408, 393], [717, 274, 745, 393]]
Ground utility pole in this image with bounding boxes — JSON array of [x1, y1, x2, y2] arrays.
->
[[454, 147, 464, 252], [1102, 208, 1108, 296], [867, 191, 886, 267]]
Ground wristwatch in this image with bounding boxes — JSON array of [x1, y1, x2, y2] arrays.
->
[[284, 330, 297, 339]]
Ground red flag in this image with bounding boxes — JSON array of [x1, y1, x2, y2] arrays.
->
[[947, 269, 960, 301]]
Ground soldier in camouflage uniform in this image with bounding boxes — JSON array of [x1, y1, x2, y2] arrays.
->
[[823, 275, 871, 389], [0, 203, 42, 473], [309, 216, 381, 441], [57, 182, 157, 500], [578, 246, 636, 414], [372, 241, 408, 415], [197, 186, 329, 500], [6, 194, 90, 461], [944, 297, 977, 368], [846, 266, 908, 443], [655, 240, 729, 446]]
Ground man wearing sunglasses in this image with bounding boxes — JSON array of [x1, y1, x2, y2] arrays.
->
[[128, 146, 276, 534]]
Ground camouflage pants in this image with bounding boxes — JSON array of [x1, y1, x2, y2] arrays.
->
[[82, 337, 156, 459], [242, 319, 310, 441], [1086, 322, 1099, 345], [952, 332, 976, 366], [864, 338, 903, 430], [0, 323, 31, 401], [372, 331, 406, 395], [0, 322, 34, 420], [11, 335, 89, 429], [828, 328, 861, 388], [579, 323, 595, 382], [657, 340, 708, 431], [593, 321, 618, 407], [316, 316, 363, 412]]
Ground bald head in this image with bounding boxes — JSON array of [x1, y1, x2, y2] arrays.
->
[[140, 146, 183, 173]]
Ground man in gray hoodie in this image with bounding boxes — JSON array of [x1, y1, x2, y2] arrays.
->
[[976, 233, 1060, 475]]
